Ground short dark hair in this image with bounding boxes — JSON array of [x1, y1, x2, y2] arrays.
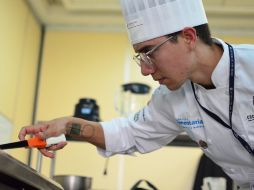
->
[[194, 24, 213, 46], [168, 24, 213, 46]]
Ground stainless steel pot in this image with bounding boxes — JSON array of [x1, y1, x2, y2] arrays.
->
[[53, 175, 92, 190]]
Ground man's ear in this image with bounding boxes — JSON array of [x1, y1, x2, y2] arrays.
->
[[181, 27, 197, 49]]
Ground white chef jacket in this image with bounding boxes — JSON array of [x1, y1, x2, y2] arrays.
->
[[99, 38, 254, 189]]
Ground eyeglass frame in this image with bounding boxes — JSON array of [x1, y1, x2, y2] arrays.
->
[[133, 35, 175, 67]]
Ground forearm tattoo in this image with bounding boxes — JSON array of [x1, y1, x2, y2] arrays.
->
[[67, 123, 95, 138], [69, 123, 82, 135]]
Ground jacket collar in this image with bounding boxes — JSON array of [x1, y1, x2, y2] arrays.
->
[[211, 38, 230, 88]]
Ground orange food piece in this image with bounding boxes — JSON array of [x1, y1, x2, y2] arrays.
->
[[27, 137, 47, 148]]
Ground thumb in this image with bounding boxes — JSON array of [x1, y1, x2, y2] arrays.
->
[[37, 131, 47, 140], [37, 124, 50, 140]]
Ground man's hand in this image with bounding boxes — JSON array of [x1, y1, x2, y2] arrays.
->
[[18, 116, 105, 158], [18, 117, 72, 158]]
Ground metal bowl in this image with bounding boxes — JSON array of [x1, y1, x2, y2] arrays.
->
[[53, 175, 92, 190]]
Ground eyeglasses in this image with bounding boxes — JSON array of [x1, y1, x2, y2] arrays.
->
[[133, 35, 174, 67]]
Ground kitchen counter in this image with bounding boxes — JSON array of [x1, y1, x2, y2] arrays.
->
[[0, 149, 63, 190]]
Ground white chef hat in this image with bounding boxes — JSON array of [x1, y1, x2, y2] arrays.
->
[[120, 0, 208, 45]]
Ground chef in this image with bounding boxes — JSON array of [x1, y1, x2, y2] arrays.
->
[[19, 0, 254, 189]]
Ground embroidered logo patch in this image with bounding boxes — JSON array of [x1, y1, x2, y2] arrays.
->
[[176, 118, 204, 129], [247, 114, 254, 122]]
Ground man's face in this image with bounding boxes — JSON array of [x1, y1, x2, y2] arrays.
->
[[133, 34, 195, 90]]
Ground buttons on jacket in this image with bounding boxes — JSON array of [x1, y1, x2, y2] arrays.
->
[[198, 140, 208, 149]]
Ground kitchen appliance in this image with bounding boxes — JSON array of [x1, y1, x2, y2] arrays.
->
[[53, 175, 92, 190], [113, 82, 151, 189], [74, 98, 100, 122], [114, 82, 151, 116]]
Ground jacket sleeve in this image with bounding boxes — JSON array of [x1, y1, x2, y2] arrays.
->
[[98, 86, 183, 157]]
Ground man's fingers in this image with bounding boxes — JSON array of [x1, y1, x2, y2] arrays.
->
[[39, 141, 67, 158], [18, 127, 27, 140], [37, 131, 46, 140], [46, 142, 68, 151], [40, 149, 55, 158], [37, 124, 52, 140], [18, 124, 49, 140], [18, 126, 35, 140]]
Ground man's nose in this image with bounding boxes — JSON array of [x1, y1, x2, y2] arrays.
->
[[140, 62, 155, 76]]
